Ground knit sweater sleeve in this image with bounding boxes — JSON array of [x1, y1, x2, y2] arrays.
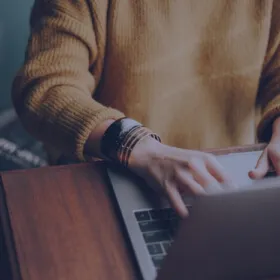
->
[[257, 3, 280, 142], [12, 0, 124, 161]]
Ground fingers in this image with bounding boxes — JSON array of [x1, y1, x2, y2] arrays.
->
[[188, 159, 223, 193], [166, 154, 237, 216], [164, 170, 206, 218], [146, 177, 189, 218], [249, 149, 269, 179], [205, 155, 237, 189], [151, 151, 241, 217], [175, 169, 206, 195], [268, 144, 280, 175], [165, 183, 189, 218]]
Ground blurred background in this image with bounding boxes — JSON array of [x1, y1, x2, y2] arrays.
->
[[0, 0, 33, 110], [0, 0, 47, 171]]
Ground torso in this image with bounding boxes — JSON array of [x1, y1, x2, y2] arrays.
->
[[95, 0, 274, 149]]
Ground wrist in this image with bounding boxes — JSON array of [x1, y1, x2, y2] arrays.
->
[[272, 116, 280, 141], [128, 136, 166, 172], [98, 117, 161, 167]]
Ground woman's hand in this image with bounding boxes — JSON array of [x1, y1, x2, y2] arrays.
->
[[128, 137, 236, 218], [250, 117, 280, 179]]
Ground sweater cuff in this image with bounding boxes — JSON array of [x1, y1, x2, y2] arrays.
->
[[74, 107, 125, 161], [257, 95, 280, 142]]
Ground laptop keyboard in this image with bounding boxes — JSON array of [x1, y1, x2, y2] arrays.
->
[[134, 207, 191, 270]]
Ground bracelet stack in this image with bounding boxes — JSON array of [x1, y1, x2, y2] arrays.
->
[[100, 118, 161, 167]]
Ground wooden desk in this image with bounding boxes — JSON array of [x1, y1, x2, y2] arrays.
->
[[0, 162, 137, 280], [0, 143, 269, 280]]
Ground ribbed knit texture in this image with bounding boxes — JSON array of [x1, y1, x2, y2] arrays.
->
[[12, 0, 280, 162]]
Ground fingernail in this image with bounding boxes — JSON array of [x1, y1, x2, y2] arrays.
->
[[249, 170, 255, 176], [179, 208, 189, 218]]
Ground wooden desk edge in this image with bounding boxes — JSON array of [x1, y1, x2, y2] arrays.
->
[[205, 143, 266, 155], [0, 177, 21, 280]]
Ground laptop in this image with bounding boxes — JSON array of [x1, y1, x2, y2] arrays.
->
[[106, 149, 280, 280], [157, 178, 280, 280]]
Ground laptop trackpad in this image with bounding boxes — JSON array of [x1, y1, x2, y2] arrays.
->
[[217, 151, 276, 187]]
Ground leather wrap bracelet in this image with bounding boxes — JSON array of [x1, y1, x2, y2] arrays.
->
[[100, 118, 161, 167]]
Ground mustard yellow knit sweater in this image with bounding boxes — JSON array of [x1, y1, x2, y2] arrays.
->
[[12, 0, 280, 162]]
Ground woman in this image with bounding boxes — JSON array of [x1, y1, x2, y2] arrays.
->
[[12, 0, 280, 217]]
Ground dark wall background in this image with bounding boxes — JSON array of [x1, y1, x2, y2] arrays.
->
[[0, 1, 48, 171], [0, 0, 34, 110], [0, 3, 46, 278]]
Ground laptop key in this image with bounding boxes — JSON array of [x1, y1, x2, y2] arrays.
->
[[143, 231, 170, 243], [149, 209, 162, 220], [159, 209, 171, 220], [165, 208, 178, 219], [139, 220, 169, 232], [147, 243, 163, 255], [152, 255, 165, 268], [162, 241, 171, 253], [149, 208, 171, 220], [135, 211, 150, 221]]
